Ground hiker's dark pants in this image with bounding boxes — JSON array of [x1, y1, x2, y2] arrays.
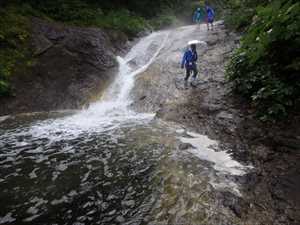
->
[[185, 64, 198, 81]]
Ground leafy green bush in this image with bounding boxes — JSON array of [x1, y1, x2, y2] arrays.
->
[[225, 8, 255, 30], [227, 0, 300, 121], [224, 0, 269, 31]]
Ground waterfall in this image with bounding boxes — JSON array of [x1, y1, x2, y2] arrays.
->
[[25, 30, 170, 139]]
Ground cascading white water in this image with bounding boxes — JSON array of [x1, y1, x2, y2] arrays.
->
[[74, 31, 169, 120], [24, 31, 170, 139], [89, 31, 169, 115]]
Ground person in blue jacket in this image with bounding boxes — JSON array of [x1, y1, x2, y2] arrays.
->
[[181, 44, 198, 86], [205, 4, 215, 30], [193, 8, 202, 25]]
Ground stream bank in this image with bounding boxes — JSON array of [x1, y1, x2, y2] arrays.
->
[[132, 22, 300, 225]]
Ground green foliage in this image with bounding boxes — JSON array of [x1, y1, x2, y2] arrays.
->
[[37, 0, 97, 22], [0, 6, 31, 96], [150, 14, 178, 29], [224, 0, 269, 30], [9, 0, 149, 36], [10, 0, 196, 32], [2, 0, 197, 37], [227, 0, 300, 121], [96, 9, 148, 36], [225, 8, 255, 30], [91, 0, 189, 18]]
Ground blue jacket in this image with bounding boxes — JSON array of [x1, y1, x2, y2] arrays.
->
[[206, 7, 215, 20], [181, 49, 198, 69]]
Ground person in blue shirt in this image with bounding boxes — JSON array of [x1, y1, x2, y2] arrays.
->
[[205, 4, 215, 30], [181, 44, 198, 87], [193, 8, 202, 25]]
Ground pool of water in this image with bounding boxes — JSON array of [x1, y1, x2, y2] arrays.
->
[[0, 113, 251, 225]]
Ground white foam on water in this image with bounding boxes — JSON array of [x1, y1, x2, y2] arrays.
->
[[68, 190, 78, 197], [51, 196, 69, 205], [29, 168, 38, 179], [56, 163, 68, 172], [180, 132, 249, 176], [179, 131, 252, 195], [23, 197, 48, 222], [16, 141, 29, 147], [27, 197, 48, 214], [26, 147, 43, 154], [23, 215, 41, 223]]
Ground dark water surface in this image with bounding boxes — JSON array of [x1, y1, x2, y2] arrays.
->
[[0, 113, 250, 225], [0, 113, 167, 224]]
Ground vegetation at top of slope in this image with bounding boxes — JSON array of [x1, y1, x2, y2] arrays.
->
[[6, 0, 197, 34], [0, 6, 32, 96], [4, 0, 149, 36], [226, 0, 300, 121]]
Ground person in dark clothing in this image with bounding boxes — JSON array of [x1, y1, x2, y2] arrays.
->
[[181, 44, 198, 87]]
